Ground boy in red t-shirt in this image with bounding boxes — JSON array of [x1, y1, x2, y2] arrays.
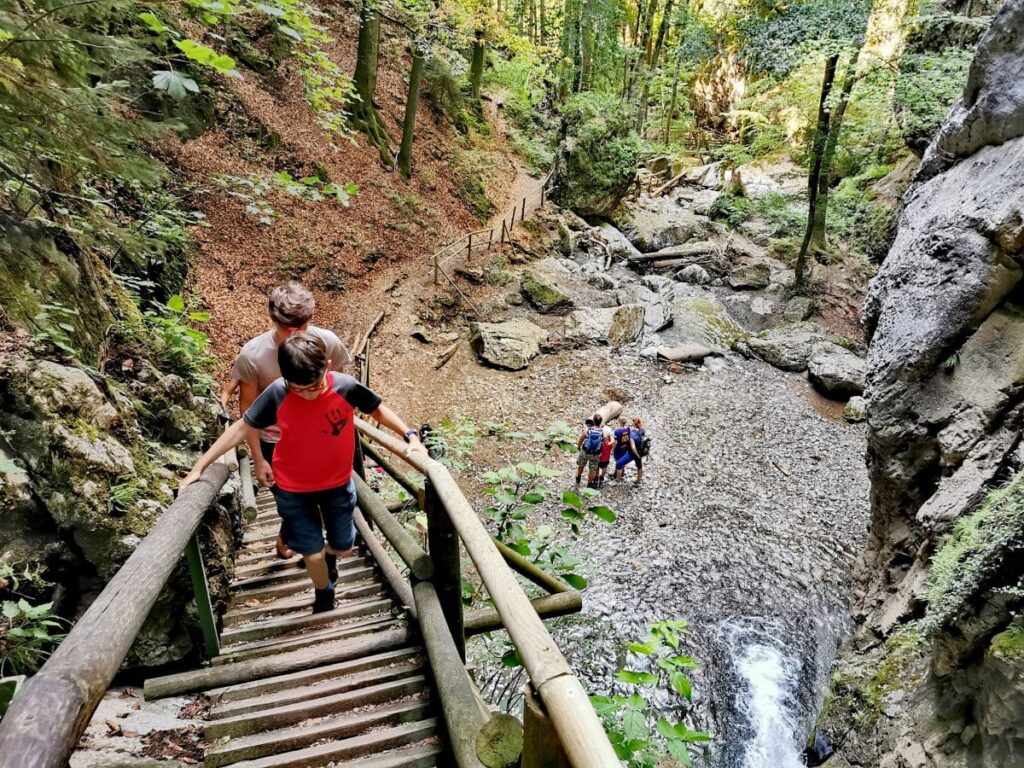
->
[[180, 333, 425, 613]]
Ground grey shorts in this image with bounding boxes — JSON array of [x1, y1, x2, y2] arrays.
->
[[576, 451, 599, 471]]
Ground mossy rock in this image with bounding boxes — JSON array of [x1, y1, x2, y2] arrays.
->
[[521, 270, 573, 314]]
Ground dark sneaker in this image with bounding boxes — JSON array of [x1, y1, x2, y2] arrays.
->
[[325, 553, 338, 583], [312, 582, 336, 614]]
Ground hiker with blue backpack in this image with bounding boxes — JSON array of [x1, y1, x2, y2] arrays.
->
[[613, 416, 649, 485], [575, 415, 605, 488]]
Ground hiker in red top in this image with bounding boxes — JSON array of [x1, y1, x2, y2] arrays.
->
[[180, 333, 425, 614]]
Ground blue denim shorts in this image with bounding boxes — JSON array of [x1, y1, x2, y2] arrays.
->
[[271, 479, 357, 556]]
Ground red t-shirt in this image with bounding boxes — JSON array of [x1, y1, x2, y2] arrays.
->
[[243, 373, 382, 492], [599, 439, 613, 463]]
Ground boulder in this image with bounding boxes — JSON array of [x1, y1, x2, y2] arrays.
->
[[677, 264, 711, 285], [634, 285, 674, 331], [719, 294, 779, 333], [670, 289, 747, 348], [597, 223, 642, 260], [470, 319, 549, 370], [29, 361, 121, 430], [617, 196, 715, 252], [727, 262, 771, 290], [521, 270, 574, 314], [683, 161, 725, 189], [564, 305, 645, 347], [844, 396, 868, 423], [641, 274, 675, 294], [690, 188, 722, 216], [784, 296, 815, 322], [747, 322, 839, 372], [808, 342, 867, 398]]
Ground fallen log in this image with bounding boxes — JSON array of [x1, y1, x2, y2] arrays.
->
[[652, 170, 687, 197], [628, 242, 718, 262], [656, 344, 715, 363], [434, 341, 459, 370]]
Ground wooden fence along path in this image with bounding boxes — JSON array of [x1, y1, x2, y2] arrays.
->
[[0, 342, 620, 767], [429, 173, 552, 300]]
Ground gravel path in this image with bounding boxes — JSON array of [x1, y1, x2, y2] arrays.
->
[[544, 354, 871, 762]]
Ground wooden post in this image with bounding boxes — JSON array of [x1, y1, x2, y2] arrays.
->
[[424, 480, 464, 660], [521, 197, 527, 221], [467, 232, 473, 258], [487, 227, 493, 249], [509, 206, 516, 228], [522, 683, 570, 768], [185, 535, 220, 659], [541, 185, 545, 207], [433, 253, 440, 285], [500, 220, 507, 244], [238, 454, 257, 522]]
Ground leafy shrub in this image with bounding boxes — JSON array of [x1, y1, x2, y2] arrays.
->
[[423, 52, 472, 132], [754, 192, 805, 238], [708, 192, 752, 227], [893, 49, 972, 153], [591, 620, 711, 766], [423, 416, 480, 471]]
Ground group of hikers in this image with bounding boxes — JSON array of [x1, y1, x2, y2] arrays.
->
[[178, 281, 426, 615], [574, 413, 649, 489]]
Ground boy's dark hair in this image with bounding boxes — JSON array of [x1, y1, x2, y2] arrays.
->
[[593, 414, 603, 426], [585, 418, 594, 427], [278, 332, 327, 385], [269, 281, 315, 327]]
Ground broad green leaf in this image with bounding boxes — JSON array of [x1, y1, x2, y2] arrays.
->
[[621, 708, 646, 742], [670, 670, 693, 700], [166, 294, 185, 312], [138, 12, 169, 34], [521, 492, 545, 504], [627, 641, 657, 655], [152, 70, 200, 101], [278, 24, 304, 41], [174, 40, 239, 77], [590, 505, 616, 522], [562, 573, 587, 590], [188, 311, 210, 322], [562, 490, 582, 508], [2, 601, 20, 619], [616, 669, 658, 686], [501, 649, 522, 668], [656, 716, 676, 739], [666, 738, 694, 766]]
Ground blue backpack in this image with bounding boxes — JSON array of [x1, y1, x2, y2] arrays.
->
[[583, 427, 603, 454]]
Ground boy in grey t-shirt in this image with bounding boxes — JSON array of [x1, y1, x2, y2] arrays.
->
[[225, 282, 351, 559]]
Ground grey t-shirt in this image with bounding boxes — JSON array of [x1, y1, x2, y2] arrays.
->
[[230, 325, 351, 442]]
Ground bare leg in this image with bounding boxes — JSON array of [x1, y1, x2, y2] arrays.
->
[[305, 549, 330, 590], [276, 531, 295, 559]]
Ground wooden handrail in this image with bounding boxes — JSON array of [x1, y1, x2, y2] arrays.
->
[[356, 421, 620, 768], [0, 463, 232, 768]]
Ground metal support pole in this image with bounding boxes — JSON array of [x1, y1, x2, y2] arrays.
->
[[185, 535, 220, 658], [424, 480, 464, 660]]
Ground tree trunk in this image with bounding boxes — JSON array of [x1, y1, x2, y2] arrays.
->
[[528, 0, 537, 42], [470, 30, 485, 102], [397, 50, 425, 180], [663, 51, 682, 143], [810, 66, 856, 253], [580, 14, 594, 91], [539, 0, 546, 45], [351, 3, 393, 165], [795, 53, 838, 292], [650, 0, 673, 68]]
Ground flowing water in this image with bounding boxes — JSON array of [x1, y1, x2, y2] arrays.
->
[[720, 621, 808, 768]]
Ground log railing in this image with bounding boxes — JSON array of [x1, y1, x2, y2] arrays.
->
[[356, 419, 620, 768], [429, 172, 552, 292], [0, 457, 236, 768]]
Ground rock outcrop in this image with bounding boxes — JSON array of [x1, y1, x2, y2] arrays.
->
[[564, 304, 645, 346], [817, 5, 1024, 766], [469, 319, 548, 370]]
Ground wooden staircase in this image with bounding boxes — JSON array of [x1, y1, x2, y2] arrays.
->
[[143, 491, 442, 768]]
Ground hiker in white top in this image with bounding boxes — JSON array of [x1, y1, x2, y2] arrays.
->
[[224, 282, 351, 559]]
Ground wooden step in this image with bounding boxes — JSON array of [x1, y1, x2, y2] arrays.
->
[[204, 675, 429, 739], [231, 557, 371, 591], [212, 617, 401, 666], [221, 596, 393, 645], [235, 558, 303, 579], [209, 659, 424, 720], [144, 625, 413, 698], [230, 566, 376, 603], [341, 745, 443, 768], [220, 719, 438, 768], [223, 583, 383, 627], [206, 648, 421, 705], [205, 697, 431, 767]]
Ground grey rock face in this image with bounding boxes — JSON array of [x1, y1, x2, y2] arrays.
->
[[807, 342, 866, 398], [596, 222, 643, 260], [727, 262, 771, 290], [470, 319, 548, 370], [784, 296, 815, 322], [719, 293, 779, 333], [618, 197, 714, 252], [564, 305, 646, 346]]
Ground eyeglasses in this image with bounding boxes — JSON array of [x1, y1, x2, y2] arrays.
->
[[287, 380, 323, 393]]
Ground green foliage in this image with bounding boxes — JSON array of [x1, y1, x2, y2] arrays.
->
[[591, 620, 711, 767], [481, 463, 615, 589], [553, 92, 641, 216], [754, 193, 805, 238], [893, 50, 972, 152], [0, 595, 67, 676], [424, 416, 481, 470], [708, 192, 752, 227], [423, 52, 472, 132], [213, 172, 358, 224], [990, 617, 1024, 660], [925, 473, 1024, 633], [143, 294, 217, 394], [31, 302, 79, 359]]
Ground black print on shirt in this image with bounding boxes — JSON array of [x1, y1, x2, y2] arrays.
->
[[322, 408, 348, 437]]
